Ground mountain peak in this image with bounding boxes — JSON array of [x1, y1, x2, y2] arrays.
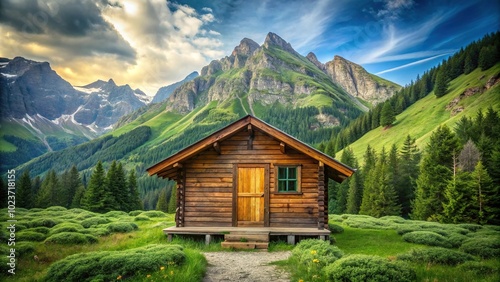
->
[[263, 32, 298, 55], [306, 52, 325, 71], [107, 78, 116, 86], [232, 38, 260, 57]]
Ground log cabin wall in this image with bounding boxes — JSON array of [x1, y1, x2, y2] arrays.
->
[[182, 128, 320, 228]]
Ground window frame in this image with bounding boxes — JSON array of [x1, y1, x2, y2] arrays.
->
[[273, 164, 302, 194]]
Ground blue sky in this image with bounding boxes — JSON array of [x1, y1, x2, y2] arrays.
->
[[0, 0, 498, 95]]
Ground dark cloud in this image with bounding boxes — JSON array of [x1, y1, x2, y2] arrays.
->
[[0, 0, 136, 61]]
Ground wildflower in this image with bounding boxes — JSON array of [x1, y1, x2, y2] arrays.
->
[[147, 274, 151, 278], [299, 280, 304, 282], [310, 250, 317, 255], [170, 270, 174, 275], [160, 266, 165, 271], [313, 259, 320, 263], [117, 275, 122, 280]]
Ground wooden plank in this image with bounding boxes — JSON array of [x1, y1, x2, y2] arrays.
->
[[185, 211, 232, 218], [224, 234, 269, 242], [184, 216, 232, 222]]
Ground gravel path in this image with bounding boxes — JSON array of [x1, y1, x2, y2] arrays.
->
[[202, 251, 292, 282]]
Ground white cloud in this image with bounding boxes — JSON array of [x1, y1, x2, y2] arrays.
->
[[375, 52, 453, 75]]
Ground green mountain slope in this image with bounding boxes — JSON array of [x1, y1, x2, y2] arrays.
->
[[339, 63, 500, 162]]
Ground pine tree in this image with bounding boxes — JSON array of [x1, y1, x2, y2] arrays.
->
[[434, 68, 448, 98], [478, 45, 499, 70], [370, 148, 401, 217], [441, 156, 476, 223], [359, 145, 377, 215], [17, 170, 34, 208], [127, 169, 142, 211], [36, 170, 58, 208], [156, 188, 169, 212], [473, 161, 500, 225], [380, 102, 396, 127], [334, 147, 356, 214], [81, 161, 107, 212], [399, 135, 421, 217], [168, 185, 177, 214], [58, 165, 84, 208], [413, 125, 460, 220]]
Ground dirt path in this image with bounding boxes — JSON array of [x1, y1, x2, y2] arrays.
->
[[202, 251, 291, 282]]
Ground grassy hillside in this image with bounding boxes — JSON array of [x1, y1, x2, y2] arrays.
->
[[339, 64, 500, 162]]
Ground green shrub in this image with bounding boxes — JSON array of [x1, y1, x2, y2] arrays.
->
[[343, 217, 396, 230], [134, 215, 150, 221], [44, 244, 185, 282], [68, 208, 89, 214], [27, 218, 61, 228], [86, 227, 111, 237], [17, 231, 46, 242], [140, 211, 167, 218], [28, 227, 50, 234], [402, 231, 452, 248], [328, 223, 344, 234], [128, 210, 143, 216], [329, 214, 344, 222], [396, 225, 422, 235], [81, 217, 111, 228], [324, 254, 416, 282], [29, 208, 44, 212], [448, 233, 468, 248], [397, 248, 476, 265], [45, 232, 98, 244], [45, 206, 67, 211], [106, 222, 138, 233], [459, 237, 500, 258], [50, 223, 84, 235], [75, 212, 97, 220], [292, 239, 343, 267], [15, 242, 35, 256], [104, 211, 128, 218], [457, 261, 498, 275], [379, 216, 407, 224], [457, 224, 483, 232]]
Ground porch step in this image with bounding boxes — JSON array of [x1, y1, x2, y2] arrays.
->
[[224, 232, 269, 242], [221, 241, 269, 250], [221, 231, 270, 250]]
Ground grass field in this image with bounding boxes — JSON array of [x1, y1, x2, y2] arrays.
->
[[2, 207, 498, 281]]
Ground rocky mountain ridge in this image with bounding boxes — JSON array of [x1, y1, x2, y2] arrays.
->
[[165, 32, 399, 115]]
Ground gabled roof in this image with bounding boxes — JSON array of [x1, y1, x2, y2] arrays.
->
[[147, 115, 355, 182]]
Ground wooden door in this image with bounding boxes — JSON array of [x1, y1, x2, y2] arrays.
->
[[235, 165, 268, 226]]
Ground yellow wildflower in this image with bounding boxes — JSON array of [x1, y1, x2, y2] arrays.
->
[[310, 250, 317, 255], [117, 275, 122, 280], [160, 266, 165, 271], [170, 270, 174, 275], [147, 274, 151, 278], [299, 280, 304, 282], [313, 259, 320, 263]]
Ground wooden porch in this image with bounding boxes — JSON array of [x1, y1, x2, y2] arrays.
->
[[164, 226, 331, 247]]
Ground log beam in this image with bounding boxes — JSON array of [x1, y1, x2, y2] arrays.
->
[[280, 142, 286, 154], [213, 142, 221, 154]]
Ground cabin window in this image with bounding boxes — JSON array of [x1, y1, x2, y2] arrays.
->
[[276, 165, 301, 193]]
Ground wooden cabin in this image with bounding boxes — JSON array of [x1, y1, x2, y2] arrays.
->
[[147, 115, 355, 246]]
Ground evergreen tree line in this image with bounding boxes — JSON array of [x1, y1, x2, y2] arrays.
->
[[329, 107, 500, 225], [3, 161, 143, 213], [329, 31, 500, 153]]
